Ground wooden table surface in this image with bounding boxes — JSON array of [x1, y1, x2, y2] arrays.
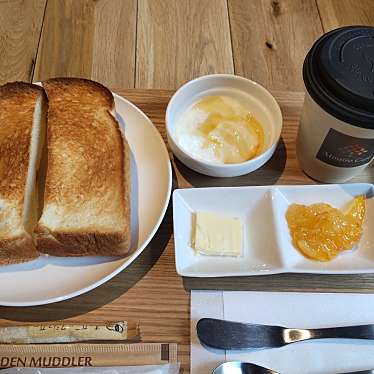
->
[[0, 2, 373, 373], [0, 89, 373, 374], [0, 0, 373, 90]]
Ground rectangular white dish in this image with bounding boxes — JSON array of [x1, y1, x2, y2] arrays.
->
[[173, 183, 374, 277]]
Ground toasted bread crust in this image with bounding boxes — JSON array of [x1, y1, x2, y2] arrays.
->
[[36, 78, 131, 256], [0, 83, 45, 201], [0, 82, 45, 99], [35, 224, 128, 256], [0, 234, 38, 265], [0, 82, 45, 263]]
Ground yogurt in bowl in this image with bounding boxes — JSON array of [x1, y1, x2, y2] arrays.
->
[[175, 95, 264, 164], [166, 74, 282, 177]]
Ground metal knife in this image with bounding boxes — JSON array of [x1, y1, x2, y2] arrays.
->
[[197, 318, 374, 349]]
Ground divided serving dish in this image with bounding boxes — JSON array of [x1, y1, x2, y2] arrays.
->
[[173, 183, 373, 277]]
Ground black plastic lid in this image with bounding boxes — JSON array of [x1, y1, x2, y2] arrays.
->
[[303, 26, 374, 130]]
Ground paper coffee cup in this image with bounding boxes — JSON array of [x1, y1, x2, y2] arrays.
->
[[297, 26, 374, 183]]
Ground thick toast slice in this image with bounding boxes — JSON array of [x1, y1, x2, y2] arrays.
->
[[35, 78, 131, 256], [0, 82, 47, 264]]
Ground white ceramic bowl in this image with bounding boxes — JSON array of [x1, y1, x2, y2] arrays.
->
[[165, 74, 283, 177]]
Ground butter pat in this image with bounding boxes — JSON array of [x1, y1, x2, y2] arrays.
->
[[193, 211, 242, 256]]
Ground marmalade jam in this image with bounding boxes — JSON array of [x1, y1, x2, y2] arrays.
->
[[286, 196, 366, 261]]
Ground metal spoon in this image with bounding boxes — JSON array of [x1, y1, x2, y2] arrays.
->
[[212, 362, 374, 374], [212, 361, 374, 374], [213, 362, 279, 374]]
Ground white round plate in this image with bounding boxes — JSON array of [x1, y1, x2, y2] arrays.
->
[[0, 93, 172, 306]]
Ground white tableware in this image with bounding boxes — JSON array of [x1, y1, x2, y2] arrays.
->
[[191, 290, 374, 374], [0, 92, 172, 306], [165, 74, 282, 177], [173, 183, 373, 277]]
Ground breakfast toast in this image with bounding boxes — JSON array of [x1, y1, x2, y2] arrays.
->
[[35, 78, 131, 256], [0, 82, 47, 264]]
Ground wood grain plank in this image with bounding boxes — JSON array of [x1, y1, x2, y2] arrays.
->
[[33, 0, 136, 87], [0, 0, 46, 84], [317, 0, 374, 31], [33, 0, 95, 81], [91, 0, 137, 87], [228, 0, 323, 91], [136, 0, 234, 89]]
